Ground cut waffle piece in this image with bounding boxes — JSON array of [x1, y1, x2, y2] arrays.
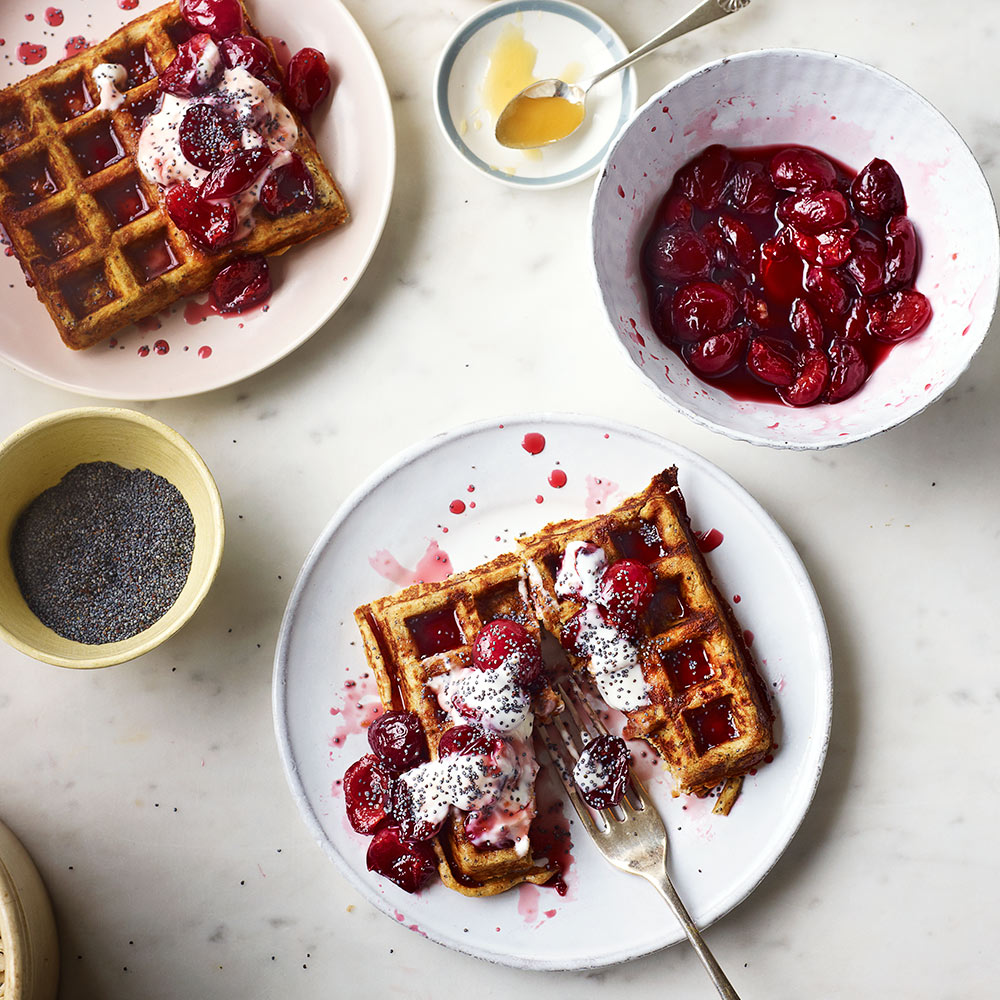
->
[[518, 467, 773, 801], [0, 1, 348, 349], [355, 552, 559, 897]]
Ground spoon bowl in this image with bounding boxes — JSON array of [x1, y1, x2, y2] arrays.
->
[[494, 79, 586, 148]]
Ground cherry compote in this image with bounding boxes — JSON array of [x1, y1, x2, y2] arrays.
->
[[471, 619, 542, 688], [573, 734, 630, 810], [640, 144, 931, 406]]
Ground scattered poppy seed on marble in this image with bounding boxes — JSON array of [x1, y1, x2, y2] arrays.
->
[[10, 461, 195, 644]]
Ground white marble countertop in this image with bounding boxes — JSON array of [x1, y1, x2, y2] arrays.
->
[[1, 0, 998, 997]]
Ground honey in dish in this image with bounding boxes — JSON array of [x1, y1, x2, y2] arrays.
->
[[484, 22, 586, 149]]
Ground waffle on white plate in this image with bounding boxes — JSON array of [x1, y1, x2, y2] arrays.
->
[[0, 0, 347, 349], [518, 468, 773, 811], [355, 553, 561, 896], [352, 468, 774, 895]]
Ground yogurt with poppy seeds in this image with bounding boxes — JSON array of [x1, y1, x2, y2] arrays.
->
[[137, 37, 298, 237]]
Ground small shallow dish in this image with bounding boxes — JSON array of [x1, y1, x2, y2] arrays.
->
[[0, 817, 58, 1000], [590, 48, 1000, 449], [273, 414, 832, 970], [434, 0, 636, 189], [0, 407, 223, 668]]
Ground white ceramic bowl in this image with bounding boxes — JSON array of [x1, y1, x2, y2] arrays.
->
[[590, 49, 1000, 449]]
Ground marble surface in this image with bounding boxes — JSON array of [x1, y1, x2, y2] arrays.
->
[[1, 0, 998, 997]]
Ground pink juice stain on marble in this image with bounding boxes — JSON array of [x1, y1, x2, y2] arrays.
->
[[584, 474, 618, 515], [369, 540, 453, 587]]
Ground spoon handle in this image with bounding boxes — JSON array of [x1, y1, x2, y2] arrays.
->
[[583, 0, 751, 92]]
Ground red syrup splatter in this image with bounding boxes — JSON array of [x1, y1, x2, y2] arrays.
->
[[521, 432, 545, 454], [466, 484, 475, 493], [197, 345, 212, 359], [743, 629, 755, 647], [584, 474, 618, 514], [733, 594, 741, 603], [137, 345, 150, 357], [368, 540, 453, 587], [25, 14, 35, 22], [64, 36, 87, 58], [534, 495, 544, 504], [529, 764, 574, 897], [153, 339, 169, 354], [17, 42, 46, 64], [44, 8, 64, 27], [449, 499, 466, 515], [119, 0, 140, 9], [694, 528, 724, 552], [184, 297, 215, 324], [548, 469, 567, 488]]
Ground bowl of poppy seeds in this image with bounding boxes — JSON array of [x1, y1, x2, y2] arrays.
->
[[0, 408, 224, 668]]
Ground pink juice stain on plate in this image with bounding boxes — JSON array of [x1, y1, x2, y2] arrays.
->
[[584, 474, 618, 515], [369, 540, 452, 587]]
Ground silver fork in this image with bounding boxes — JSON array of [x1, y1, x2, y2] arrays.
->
[[539, 678, 741, 999]]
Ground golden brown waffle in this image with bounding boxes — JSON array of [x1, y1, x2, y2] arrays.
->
[[0, 1, 348, 350], [355, 552, 558, 897], [518, 468, 773, 803]]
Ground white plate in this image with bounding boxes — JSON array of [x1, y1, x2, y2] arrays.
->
[[273, 414, 832, 970], [433, 0, 636, 190], [0, 0, 394, 400]]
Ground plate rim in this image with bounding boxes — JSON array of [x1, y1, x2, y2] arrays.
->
[[0, 0, 397, 401], [272, 412, 833, 970]]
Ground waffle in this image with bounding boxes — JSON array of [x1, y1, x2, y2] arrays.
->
[[0, 1, 348, 350], [355, 552, 560, 897], [518, 468, 773, 803]]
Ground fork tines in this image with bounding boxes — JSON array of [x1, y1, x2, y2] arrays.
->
[[538, 675, 646, 830]]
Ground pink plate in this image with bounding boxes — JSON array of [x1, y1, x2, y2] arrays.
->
[[0, 0, 394, 399]]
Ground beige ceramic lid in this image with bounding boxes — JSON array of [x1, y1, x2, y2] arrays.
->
[[0, 820, 58, 1000]]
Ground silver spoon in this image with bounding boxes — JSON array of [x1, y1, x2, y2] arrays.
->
[[494, 0, 752, 149]]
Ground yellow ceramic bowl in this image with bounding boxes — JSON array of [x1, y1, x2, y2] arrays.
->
[[0, 408, 224, 668]]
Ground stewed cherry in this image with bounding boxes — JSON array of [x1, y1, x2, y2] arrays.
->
[[177, 103, 241, 170], [159, 33, 222, 97], [367, 710, 429, 772], [598, 560, 656, 629], [343, 753, 395, 834], [211, 257, 271, 313], [179, 0, 243, 40], [437, 724, 507, 762], [259, 153, 315, 216], [471, 619, 542, 688], [573, 735, 630, 810], [165, 181, 237, 250], [285, 47, 331, 115], [365, 825, 437, 894]]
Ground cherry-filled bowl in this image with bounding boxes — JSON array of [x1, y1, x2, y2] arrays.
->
[[590, 49, 999, 449]]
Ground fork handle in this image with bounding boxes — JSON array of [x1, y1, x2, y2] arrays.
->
[[644, 869, 742, 999]]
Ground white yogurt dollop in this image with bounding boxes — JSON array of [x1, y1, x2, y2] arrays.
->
[[93, 62, 127, 112]]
